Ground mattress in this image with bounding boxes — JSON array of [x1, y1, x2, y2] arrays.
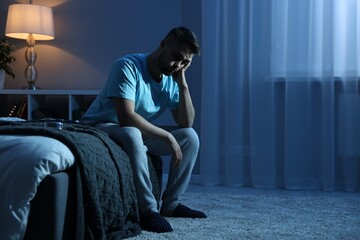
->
[[0, 132, 75, 240]]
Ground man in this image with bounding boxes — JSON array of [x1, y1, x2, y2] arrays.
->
[[82, 27, 206, 233]]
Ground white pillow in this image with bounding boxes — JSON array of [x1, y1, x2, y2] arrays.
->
[[0, 135, 75, 240]]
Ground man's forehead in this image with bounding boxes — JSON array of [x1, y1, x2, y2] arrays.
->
[[170, 43, 193, 59]]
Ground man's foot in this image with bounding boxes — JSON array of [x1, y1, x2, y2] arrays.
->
[[140, 212, 173, 233], [161, 204, 207, 218]]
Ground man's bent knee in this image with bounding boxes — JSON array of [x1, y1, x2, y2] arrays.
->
[[173, 127, 200, 150]]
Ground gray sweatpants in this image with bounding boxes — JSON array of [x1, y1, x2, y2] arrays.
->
[[95, 123, 199, 216]]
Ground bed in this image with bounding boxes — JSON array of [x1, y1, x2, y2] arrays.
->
[[0, 118, 162, 240]]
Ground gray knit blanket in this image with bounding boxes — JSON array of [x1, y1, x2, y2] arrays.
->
[[0, 121, 141, 239]]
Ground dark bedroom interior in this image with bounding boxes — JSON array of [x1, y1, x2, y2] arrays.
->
[[0, 0, 359, 239]]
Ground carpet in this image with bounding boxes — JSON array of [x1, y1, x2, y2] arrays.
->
[[129, 186, 360, 240]]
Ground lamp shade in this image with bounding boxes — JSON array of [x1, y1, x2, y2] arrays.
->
[[5, 4, 55, 40]]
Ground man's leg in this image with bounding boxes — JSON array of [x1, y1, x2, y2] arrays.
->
[[95, 123, 173, 232], [144, 127, 206, 218]]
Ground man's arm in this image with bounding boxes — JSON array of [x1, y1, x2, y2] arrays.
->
[[171, 64, 195, 128], [113, 98, 170, 138], [112, 98, 183, 166]]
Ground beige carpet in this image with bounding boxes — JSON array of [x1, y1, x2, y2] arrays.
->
[[129, 185, 360, 240]]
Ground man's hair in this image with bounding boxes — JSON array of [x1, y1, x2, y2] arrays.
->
[[164, 27, 201, 55]]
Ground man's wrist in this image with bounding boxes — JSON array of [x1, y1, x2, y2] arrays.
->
[[176, 76, 188, 90], [178, 83, 189, 92]]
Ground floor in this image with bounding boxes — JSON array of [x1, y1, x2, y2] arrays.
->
[[185, 183, 360, 198]]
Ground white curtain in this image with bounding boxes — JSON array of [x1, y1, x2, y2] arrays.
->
[[197, 0, 360, 191]]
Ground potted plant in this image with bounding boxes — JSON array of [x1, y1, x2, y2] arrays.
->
[[0, 37, 16, 88]]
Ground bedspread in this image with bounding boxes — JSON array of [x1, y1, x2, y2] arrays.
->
[[0, 121, 141, 239]]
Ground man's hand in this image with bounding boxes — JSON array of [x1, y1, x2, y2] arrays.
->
[[168, 133, 183, 168], [172, 60, 192, 84]]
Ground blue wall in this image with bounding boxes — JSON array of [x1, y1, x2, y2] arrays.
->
[[0, 0, 202, 91]]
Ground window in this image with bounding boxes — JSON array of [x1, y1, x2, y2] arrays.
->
[[270, 0, 359, 78]]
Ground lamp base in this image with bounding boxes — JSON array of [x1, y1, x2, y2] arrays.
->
[[24, 34, 39, 91], [23, 85, 40, 90]]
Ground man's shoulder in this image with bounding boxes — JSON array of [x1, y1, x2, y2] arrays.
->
[[116, 53, 148, 65], [111, 53, 147, 74]]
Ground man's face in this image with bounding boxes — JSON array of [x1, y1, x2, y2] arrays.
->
[[158, 42, 193, 76]]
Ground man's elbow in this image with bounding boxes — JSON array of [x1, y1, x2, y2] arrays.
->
[[173, 110, 195, 128], [177, 119, 194, 128]]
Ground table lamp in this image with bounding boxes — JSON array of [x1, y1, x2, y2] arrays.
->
[[5, 1, 55, 90]]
